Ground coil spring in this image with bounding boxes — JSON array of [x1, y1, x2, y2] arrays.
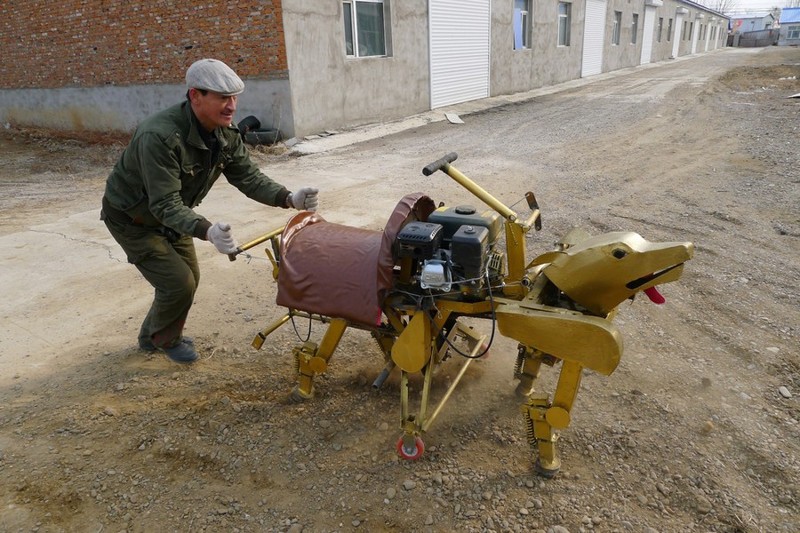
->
[[523, 407, 537, 451], [513, 344, 526, 378]]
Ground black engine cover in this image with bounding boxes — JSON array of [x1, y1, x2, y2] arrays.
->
[[451, 225, 489, 280], [396, 222, 444, 259]]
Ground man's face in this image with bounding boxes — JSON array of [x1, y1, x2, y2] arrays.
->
[[189, 88, 237, 131]]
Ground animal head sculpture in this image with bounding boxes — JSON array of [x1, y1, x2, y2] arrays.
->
[[535, 231, 694, 317]]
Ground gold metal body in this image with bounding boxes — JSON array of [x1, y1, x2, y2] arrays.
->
[[236, 153, 693, 476]]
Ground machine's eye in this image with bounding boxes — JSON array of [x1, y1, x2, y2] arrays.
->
[[612, 248, 627, 259]]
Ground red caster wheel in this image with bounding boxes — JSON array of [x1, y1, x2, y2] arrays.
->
[[396, 435, 425, 460]]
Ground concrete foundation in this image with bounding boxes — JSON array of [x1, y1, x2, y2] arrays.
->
[[0, 78, 293, 137]]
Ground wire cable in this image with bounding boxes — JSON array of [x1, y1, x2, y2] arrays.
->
[[290, 311, 312, 343], [440, 269, 496, 360]]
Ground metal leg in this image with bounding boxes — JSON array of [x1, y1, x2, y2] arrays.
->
[[251, 313, 291, 350], [292, 318, 348, 401], [400, 370, 413, 434], [514, 344, 545, 397], [520, 360, 583, 477], [395, 322, 487, 461]]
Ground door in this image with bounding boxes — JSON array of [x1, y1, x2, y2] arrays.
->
[[640, 6, 657, 64], [691, 17, 701, 54], [429, 0, 491, 108], [671, 14, 684, 58], [582, 0, 607, 77]]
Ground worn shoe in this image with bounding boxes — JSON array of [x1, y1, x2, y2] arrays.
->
[[139, 336, 194, 352], [163, 342, 199, 363]]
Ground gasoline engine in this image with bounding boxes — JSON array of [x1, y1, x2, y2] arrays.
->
[[395, 205, 502, 295]]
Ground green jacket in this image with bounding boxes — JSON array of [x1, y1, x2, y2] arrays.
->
[[104, 101, 290, 239]]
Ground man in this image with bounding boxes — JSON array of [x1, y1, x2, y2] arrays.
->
[[101, 58, 318, 363]]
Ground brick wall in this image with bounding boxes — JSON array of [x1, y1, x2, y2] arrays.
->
[[0, 0, 288, 89]]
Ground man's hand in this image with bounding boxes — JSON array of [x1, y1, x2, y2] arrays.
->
[[207, 222, 238, 254], [289, 187, 319, 211]]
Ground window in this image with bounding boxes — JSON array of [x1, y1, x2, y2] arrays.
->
[[657, 17, 663, 42], [612, 12, 622, 45], [682, 20, 687, 40], [631, 13, 638, 44], [788, 25, 800, 39], [513, 0, 532, 50], [689, 22, 694, 41], [667, 18, 673, 42], [558, 2, 571, 46], [343, 0, 387, 57]]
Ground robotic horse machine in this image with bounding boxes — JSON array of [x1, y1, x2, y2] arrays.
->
[[231, 153, 693, 477]]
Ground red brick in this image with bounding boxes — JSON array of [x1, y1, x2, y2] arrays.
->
[[0, 0, 288, 89]]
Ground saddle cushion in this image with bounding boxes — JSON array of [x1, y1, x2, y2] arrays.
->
[[276, 193, 435, 327]]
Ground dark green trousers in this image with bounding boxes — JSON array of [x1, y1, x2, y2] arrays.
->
[[103, 215, 200, 348]]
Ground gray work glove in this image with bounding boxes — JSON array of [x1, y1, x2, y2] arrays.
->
[[206, 222, 238, 254], [289, 187, 319, 212]]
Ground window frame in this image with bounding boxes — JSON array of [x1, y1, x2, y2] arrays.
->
[[513, 0, 533, 50], [612, 11, 622, 45], [343, 0, 389, 58], [557, 2, 571, 47], [657, 17, 663, 42], [631, 13, 639, 44], [667, 18, 673, 42], [788, 25, 800, 40]]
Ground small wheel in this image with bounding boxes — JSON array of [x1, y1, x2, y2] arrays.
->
[[396, 435, 425, 460]]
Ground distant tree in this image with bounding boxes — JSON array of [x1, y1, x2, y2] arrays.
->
[[786, 0, 800, 7], [697, 0, 739, 14]]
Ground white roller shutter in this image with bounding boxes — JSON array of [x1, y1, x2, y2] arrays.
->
[[640, 6, 657, 65], [582, 0, 607, 77], [671, 13, 685, 58], [691, 15, 702, 54], [429, 0, 491, 109]]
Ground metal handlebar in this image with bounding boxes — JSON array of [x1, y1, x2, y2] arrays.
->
[[422, 153, 518, 223], [228, 226, 285, 261], [422, 152, 459, 176]]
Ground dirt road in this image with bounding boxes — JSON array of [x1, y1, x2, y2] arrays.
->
[[0, 46, 798, 532]]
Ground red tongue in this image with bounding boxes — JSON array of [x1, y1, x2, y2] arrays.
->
[[644, 287, 666, 304]]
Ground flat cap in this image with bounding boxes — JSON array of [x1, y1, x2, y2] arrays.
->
[[185, 58, 245, 96]]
